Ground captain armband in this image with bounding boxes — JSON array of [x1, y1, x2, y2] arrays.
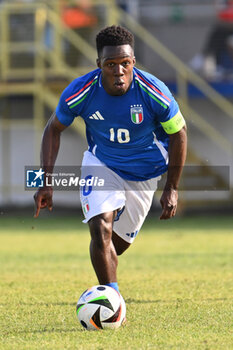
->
[[160, 111, 186, 134]]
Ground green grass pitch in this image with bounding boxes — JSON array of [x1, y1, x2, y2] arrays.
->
[[0, 214, 233, 350]]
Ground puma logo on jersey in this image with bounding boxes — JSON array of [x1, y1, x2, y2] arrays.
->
[[89, 111, 104, 120]]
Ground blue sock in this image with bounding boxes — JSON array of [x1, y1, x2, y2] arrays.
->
[[105, 282, 119, 292]]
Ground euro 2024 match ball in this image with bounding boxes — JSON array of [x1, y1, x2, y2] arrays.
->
[[76, 285, 126, 330]]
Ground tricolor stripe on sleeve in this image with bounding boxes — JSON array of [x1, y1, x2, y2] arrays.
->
[[135, 72, 171, 109], [65, 76, 98, 109]]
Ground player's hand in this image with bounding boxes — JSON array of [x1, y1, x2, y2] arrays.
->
[[34, 187, 53, 218], [160, 188, 178, 220]]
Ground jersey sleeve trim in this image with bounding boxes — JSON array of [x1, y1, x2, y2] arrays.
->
[[160, 110, 186, 134], [135, 80, 169, 109], [56, 102, 75, 126], [66, 76, 98, 109], [135, 71, 171, 102]]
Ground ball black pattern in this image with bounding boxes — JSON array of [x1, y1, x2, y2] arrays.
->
[[97, 286, 106, 291]]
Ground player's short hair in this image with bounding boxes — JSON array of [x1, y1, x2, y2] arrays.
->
[[96, 25, 134, 56]]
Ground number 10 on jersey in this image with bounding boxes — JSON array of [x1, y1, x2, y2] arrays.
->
[[109, 128, 130, 143]]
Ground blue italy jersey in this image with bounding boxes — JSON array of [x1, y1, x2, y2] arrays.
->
[[56, 67, 185, 180]]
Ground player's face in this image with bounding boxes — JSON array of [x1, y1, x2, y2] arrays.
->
[[97, 45, 136, 96]]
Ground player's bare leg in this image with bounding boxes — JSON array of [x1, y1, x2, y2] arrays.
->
[[88, 211, 118, 285], [88, 210, 129, 323]]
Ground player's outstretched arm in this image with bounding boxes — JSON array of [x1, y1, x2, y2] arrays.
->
[[160, 125, 187, 220], [34, 112, 67, 218]]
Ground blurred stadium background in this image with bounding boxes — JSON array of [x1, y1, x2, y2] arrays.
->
[[0, 0, 232, 215]]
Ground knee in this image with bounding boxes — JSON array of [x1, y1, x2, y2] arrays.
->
[[115, 244, 130, 256], [115, 247, 124, 256]]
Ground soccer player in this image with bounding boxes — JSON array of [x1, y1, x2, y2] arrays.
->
[[34, 25, 187, 293]]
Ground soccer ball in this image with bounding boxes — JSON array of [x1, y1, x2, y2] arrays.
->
[[76, 285, 126, 330]]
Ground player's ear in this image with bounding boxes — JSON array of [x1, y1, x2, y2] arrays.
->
[[133, 56, 136, 66]]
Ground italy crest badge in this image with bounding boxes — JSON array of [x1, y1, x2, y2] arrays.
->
[[131, 105, 144, 124]]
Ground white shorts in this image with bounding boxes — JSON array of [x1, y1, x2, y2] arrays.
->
[[80, 151, 160, 244]]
